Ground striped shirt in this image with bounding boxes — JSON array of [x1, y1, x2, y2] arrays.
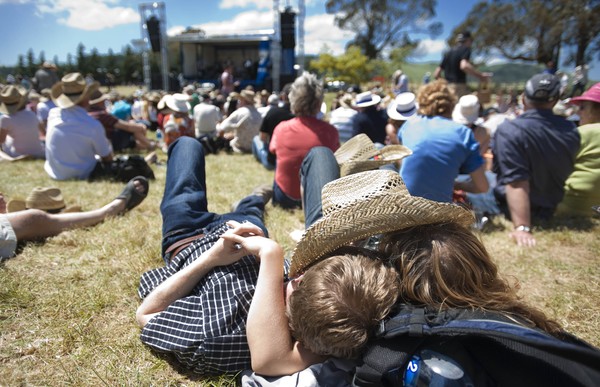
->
[[138, 223, 260, 375]]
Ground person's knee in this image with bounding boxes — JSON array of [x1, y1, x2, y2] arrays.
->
[[168, 136, 205, 158], [303, 146, 335, 165]]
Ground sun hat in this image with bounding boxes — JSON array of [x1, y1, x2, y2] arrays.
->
[[51, 72, 100, 108], [387, 92, 418, 121], [524, 73, 560, 103], [164, 93, 189, 113], [239, 89, 256, 105], [452, 94, 481, 125], [0, 85, 28, 114], [88, 89, 110, 106], [569, 82, 600, 105], [354, 91, 382, 108], [289, 170, 475, 277], [7, 187, 66, 213], [334, 133, 412, 176], [338, 93, 355, 109], [42, 61, 57, 70], [146, 91, 161, 103]]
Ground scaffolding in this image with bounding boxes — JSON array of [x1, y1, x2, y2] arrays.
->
[[138, 2, 169, 91]]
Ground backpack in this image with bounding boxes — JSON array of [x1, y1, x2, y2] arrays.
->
[[353, 304, 600, 387]]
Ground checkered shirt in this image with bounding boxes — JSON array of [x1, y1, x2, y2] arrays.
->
[[138, 223, 260, 375]]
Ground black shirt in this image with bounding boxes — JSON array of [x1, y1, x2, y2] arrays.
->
[[260, 104, 294, 165], [440, 45, 472, 83]]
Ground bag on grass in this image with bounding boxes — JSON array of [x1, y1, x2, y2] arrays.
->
[[90, 155, 155, 183], [353, 304, 600, 387]]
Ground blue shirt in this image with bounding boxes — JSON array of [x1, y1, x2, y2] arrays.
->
[[492, 109, 579, 212], [398, 115, 484, 202]]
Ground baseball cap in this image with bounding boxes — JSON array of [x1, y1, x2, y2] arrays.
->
[[524, 73, 561, 102]]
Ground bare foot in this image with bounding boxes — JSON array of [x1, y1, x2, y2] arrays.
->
[[0, 193, 7, 214], [144, 151, 157, 164]]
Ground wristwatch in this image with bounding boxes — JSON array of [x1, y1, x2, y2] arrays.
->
[[514, 225, 532, 233]]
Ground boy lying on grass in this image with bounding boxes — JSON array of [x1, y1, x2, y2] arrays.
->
[[135, 137, 399, 376]]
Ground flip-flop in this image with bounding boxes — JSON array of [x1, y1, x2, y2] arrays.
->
[[115, 176, 149, 214]]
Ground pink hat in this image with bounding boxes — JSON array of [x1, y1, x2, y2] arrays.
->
[[570, 82, 600, 105]]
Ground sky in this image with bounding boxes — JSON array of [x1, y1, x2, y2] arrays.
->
[[0, 0, 598, 80]]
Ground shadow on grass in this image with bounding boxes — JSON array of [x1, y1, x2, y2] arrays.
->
[[478, 213, 599, 234]]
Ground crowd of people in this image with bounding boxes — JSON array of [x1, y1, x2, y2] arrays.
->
[[1, 41, 600, 385]]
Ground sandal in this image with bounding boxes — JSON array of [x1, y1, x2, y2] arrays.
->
[[115, 176, 149, 214]]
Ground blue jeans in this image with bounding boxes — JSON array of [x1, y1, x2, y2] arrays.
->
[[273, 146, 339, 228], [160, 137, 267, 259], [252, 135, 276, 171]]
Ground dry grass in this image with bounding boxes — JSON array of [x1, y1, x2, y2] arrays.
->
[[1, 150, 599, 385]]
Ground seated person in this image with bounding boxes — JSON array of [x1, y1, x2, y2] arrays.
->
[[0, 176, 148, 260], [87, 90, 155, 152], [270, 73, 339, 209], [0, 85, 45, 160], [135, 137, 399, 376], [216, 90, 262, 153], [557, 82, 600, 216]]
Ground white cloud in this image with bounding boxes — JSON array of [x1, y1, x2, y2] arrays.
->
[[220, 0, 272, 9], [303, 13, 353, 55], [413, 39, 447, 58], [189, 10, 274, 35], [33, 0, 140, 30]]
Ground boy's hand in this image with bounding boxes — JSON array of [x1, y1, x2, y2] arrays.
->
[[221, 221, 282, 262], [204, 221, 265, 266]]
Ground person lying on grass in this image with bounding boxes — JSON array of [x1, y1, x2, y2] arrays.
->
[[135, 136, 399, 376]]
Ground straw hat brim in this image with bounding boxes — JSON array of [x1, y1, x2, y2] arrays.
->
[[339, 145, 412, 176], [51, 81, 100, 108], [0, 90, 28, 115], [25, 187, 66, 211], [289, 171, 474, 277]]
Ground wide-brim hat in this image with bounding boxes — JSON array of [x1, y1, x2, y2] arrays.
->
[[289, 170, 475, 277], [334, 133, 412, 176], [0, 85, 28, 114], [239, 89, 256, 104], [89, 89, 110, 106], [452, 94, 480, 125], [387, 92, 418, 121], [165, 93, 190, 113], [570, 82, 600, 105], [354, 91, 381, 108], [146, 91, 161, 103], [7, 187, 66, 213], [51, 72, 99, 108]]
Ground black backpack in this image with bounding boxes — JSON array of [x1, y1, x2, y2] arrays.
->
[[353, 304, 600, 387]]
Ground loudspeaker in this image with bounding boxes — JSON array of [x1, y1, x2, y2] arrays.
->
[[280, 10, 295, 49], [146, 16, 161, 52]]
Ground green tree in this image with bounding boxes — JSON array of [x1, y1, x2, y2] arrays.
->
[[66, 53, 75, 73], [38, 51, 46, 67], [76, 43, 87, 74], [453, 0, 600, 67], [325, 0, 441, 59], [309, 45, 372, 85], [26, 48, 36, 76], [16, 55, 26, 77], [89, 47, 101, 78], [122, 44, 141, 84]]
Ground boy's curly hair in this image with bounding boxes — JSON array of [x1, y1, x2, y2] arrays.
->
[[416, 79, 456, 118], [287, 250, 400, 359]]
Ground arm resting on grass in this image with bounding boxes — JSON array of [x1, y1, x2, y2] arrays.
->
[[506, 180, 536, 247]]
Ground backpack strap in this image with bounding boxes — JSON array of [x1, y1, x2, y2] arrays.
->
[[352, 307, 427, 387]]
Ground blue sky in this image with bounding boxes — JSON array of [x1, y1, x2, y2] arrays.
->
[[1, 0, 598, 79]]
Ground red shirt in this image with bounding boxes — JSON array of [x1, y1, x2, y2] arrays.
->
[[270, 116, 339, 200]]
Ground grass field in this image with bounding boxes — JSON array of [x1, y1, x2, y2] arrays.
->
[[1, 147, 599, 385]]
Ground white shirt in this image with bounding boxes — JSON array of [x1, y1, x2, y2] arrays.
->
[[44, 105, 112, 180], [0, 109, 45, 158], [329, 106, 357, 143], [193, 102, 222, 137], [217, 105, 262, 152], [36, 99, 56, 123]]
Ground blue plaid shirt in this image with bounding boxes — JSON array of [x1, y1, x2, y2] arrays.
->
[[138, 223, 260, 375]]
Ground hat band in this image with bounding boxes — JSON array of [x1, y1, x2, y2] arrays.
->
[[396, 105, 416, 114], [64, 90, 84, 96], [358, 96, 373, 104]]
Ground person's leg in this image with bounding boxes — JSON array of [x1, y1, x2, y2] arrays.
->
[[219, 194, 268, 237], [300, 146, 340, 228], [252, 136, 276, 171], [272, 182, 301, 209], [160, 136, 217, 255]]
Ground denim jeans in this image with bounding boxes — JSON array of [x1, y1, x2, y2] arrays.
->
[[252, 135, 276, 171], [271, 146, 340, 228], [160, 137, 267, 259]]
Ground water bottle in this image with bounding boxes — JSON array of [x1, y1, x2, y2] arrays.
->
[[404, 350, 474, 386], [156, 128, 163, 143]]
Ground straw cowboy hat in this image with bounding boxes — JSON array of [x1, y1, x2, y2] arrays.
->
[[289, 170, 475, 277], [88, 89, 110, 106], [386, 92, 418, 121], [334, 133, 412, 176], [452, 94, 480, 125], [7, 187, 66, 213], [51, 72, 99, 108], [0, 85, 28, 114], [353, 91, 382, 108], [239, 89, 256, 105]]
